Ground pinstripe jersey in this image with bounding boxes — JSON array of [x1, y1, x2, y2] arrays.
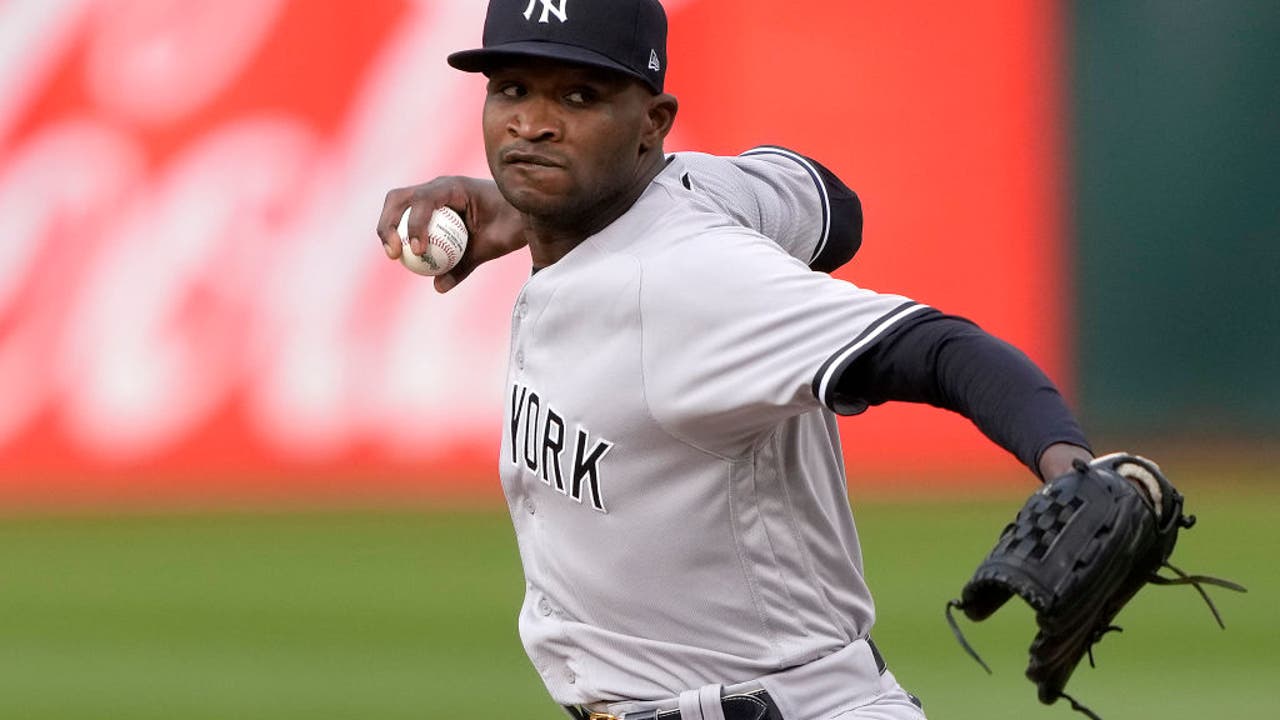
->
[[499, 150, 928, 707]]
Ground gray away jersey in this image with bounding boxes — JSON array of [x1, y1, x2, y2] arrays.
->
[[499, 151, 929, 706], [675, 147, 836, 267]]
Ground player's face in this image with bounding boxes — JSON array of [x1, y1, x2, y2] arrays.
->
[[482, 60, 656, 226]]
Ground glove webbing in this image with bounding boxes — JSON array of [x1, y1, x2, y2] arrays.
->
[[943, 561, 1246, 720]]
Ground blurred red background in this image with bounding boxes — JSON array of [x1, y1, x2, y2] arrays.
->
[[0, 0, 1063, 505]]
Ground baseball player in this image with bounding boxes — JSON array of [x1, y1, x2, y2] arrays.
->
[[376, 1, 1105, 718]]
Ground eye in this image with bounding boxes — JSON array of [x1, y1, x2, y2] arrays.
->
[[488, 80, 525, 99], [564, 88, 597, 106]]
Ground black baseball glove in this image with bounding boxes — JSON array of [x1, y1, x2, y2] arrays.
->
[[945, 453, 1245, 719]]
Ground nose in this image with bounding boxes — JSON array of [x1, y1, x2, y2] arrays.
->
[[509, 95, 562, 142]]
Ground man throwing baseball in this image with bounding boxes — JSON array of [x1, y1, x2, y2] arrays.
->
[[373, 2, 1218, 719]]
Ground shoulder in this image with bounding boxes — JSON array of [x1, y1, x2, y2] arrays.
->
[[588, 160, 821, 286], [591, 163, 744, 255], [637, 221, 817, 305]]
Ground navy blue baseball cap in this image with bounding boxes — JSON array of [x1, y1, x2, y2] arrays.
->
[[447, 0, 668, 93]]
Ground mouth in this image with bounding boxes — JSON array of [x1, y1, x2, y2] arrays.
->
[[501, 148, 563, 168]]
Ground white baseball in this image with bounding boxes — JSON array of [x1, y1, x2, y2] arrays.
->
[[398, 206, 468, 276]]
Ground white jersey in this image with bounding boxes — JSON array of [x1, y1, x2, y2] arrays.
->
[[498, 151, 929, 710], [674, 148, 836, 267]]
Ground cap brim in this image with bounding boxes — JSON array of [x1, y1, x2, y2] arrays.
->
[[447, 41, 657, 92]]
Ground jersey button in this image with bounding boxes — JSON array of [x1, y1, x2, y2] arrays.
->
[[524, 498, 537, 515], [566, 670, 576, 685], [515, 350, 525, 369], [538, 598, 553, 616]]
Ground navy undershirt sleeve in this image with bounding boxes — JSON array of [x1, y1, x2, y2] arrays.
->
[[831, 310, 1092, 477], [803, 155, 862, 273]]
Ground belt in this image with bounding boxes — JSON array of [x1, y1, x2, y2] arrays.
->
[[564, 689, 780, 720], [564, 639, 888, 720]]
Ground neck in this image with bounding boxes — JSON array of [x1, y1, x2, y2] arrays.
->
[[527, 153, 666, 269]]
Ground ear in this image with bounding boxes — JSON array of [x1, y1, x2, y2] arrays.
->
[[640, 93, 679, 154]]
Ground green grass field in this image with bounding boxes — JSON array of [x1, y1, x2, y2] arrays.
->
[[1, 483, 1274, 719]]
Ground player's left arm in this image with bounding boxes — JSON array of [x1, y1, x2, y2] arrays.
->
[[824, 310, 1093, 480], [880, 314, 1250, 715]]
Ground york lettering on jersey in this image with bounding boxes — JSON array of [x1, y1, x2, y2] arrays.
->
[[510, 383, 612, 512]]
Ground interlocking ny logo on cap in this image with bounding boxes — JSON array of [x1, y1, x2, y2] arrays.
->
[[523, 0, 568, 24], [449, 0, 666, 93]]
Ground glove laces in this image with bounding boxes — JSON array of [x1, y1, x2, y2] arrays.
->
[[1148, 560, 1248, 629], [943, 560, 1246, 720]]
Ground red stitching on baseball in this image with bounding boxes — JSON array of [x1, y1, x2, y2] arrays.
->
[[426, 209, 466, 271], [429, 235, 461, 268]]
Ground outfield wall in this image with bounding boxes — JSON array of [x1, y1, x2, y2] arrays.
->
[[1071, 1, 1280, 440], [2, 0, 1069, 503]]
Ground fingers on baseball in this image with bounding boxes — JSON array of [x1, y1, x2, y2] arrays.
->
[[406, 205, 428, 256], [407, 203, 452, 257], [379, 188, 411, 259]]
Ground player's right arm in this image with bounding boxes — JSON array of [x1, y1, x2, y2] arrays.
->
[[673, 146, 862, 272], [375, 176, 527, 293], [376, 147, 859, 291]]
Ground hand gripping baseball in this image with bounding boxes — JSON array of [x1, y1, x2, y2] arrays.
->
[[377, 176, 527, 292], [944, 454, 1246, 719]]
